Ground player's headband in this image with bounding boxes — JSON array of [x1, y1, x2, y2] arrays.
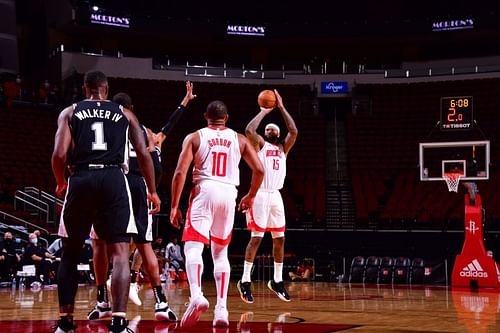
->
[[265, 123, 280, 136]]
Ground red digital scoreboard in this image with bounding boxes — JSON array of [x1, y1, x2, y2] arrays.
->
[[440, 96, 473, 130]]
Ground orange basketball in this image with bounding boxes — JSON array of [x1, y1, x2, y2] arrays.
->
[[257, 90, 276, 108]]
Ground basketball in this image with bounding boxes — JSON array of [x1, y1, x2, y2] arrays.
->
[[258, 90, 276, 108]]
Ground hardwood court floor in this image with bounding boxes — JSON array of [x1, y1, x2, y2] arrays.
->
[[0, 280, 498, 332]]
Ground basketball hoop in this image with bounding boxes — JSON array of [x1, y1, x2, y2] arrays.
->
[[443, 172, 462, 192]]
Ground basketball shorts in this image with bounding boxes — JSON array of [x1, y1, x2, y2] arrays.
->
[[59, 167, 137, 243], [127, 173, 153, 244], [246, 190, 286, 238], [182, 180, 237, 246]]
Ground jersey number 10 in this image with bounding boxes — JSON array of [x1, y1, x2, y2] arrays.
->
[[211, 152, 227, 177]]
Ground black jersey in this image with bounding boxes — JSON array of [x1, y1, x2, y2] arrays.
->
[[128, 125, 162, 184], [70, 100, 129, 167], [128, 125, 149, 175]]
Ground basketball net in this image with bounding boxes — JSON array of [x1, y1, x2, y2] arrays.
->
[[443, 172, 462, 193]]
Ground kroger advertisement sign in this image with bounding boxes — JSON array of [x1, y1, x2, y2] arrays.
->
[[321, 81, 349, 94]]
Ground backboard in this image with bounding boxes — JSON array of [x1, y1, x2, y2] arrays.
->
[[419, 140, 490, 181]]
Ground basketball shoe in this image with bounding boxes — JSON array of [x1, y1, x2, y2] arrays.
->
[[53, 317, 76, 333], [129, 282, 142, 306], [237, 280, 254, 304], [267, 280, 291, 302], [155, 301, 178, 321], [213, 305, 229, 327], [87, 301, 112, 320], [108, 317, 134, 333], [180, 294, 209, 328]]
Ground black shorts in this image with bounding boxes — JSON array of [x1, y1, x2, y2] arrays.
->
[[126, 173, 152, 244], [59, 167, 136, 243]]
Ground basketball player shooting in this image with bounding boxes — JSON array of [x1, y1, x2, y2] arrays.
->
[[238, 89, 298, 303]]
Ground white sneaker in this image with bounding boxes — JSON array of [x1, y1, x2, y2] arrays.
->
[[155, 301, 178, 321], [213, 306, 229, 327], [87, 301, 112, 320], [180, 294, 209, 328], [129, 282, 142, 306]]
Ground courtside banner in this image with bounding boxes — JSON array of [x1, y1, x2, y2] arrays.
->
[[321, 81, 349, 94]]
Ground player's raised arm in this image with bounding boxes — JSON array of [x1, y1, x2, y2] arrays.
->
[[156, 81, 196, 146], [274, 89, 298, 154], [245, 106, 273, 150]]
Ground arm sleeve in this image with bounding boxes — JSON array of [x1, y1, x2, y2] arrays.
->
[[160, 105, 185, 136]]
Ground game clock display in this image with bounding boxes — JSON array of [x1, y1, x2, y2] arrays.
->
[[440, 96, 473, 130]]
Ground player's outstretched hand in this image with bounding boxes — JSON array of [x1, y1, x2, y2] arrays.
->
[[274, 89, 284, 109], [186, 81, 197, 101], [148, 192, 161, 214]]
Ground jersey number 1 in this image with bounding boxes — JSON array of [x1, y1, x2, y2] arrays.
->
[[91, 122, 107, 151], [211, 152, 227, 177]]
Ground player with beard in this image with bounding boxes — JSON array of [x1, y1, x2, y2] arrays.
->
[[237, 89, 298, 304]]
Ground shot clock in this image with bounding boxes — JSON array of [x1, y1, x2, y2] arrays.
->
[[440, 96, 473, 130]]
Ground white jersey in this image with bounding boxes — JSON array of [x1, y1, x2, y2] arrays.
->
[[259, 141, 286, 191], [192, 126, 241, 186]]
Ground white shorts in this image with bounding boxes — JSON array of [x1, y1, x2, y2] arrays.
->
[[246, 190, 286, 237], [182, 180, 237, 246]]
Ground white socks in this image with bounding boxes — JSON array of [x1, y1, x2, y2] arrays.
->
[[211, 242, 230, 308], [274, 262, 283, 282], [242, 261, 253, 283]]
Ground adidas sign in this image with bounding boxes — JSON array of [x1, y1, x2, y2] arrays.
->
[[460, 259, 488, 278]]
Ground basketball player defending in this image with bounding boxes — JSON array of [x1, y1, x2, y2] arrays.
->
[[126, 81, 195, 307], [237, 89, 298, 303], [170, 100, 264, 328], [87, 82, 195, 322], [52, 71, 160, 333]]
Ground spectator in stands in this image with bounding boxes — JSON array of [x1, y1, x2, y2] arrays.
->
[[152, 236, 167, 278], [23, 232, 56, 284], [152, 236, 165, 258], [0, 232, 21, 281], [32, 229, 46, 249], [288, 259, 314, 282], [165, 234, 185, 279]]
